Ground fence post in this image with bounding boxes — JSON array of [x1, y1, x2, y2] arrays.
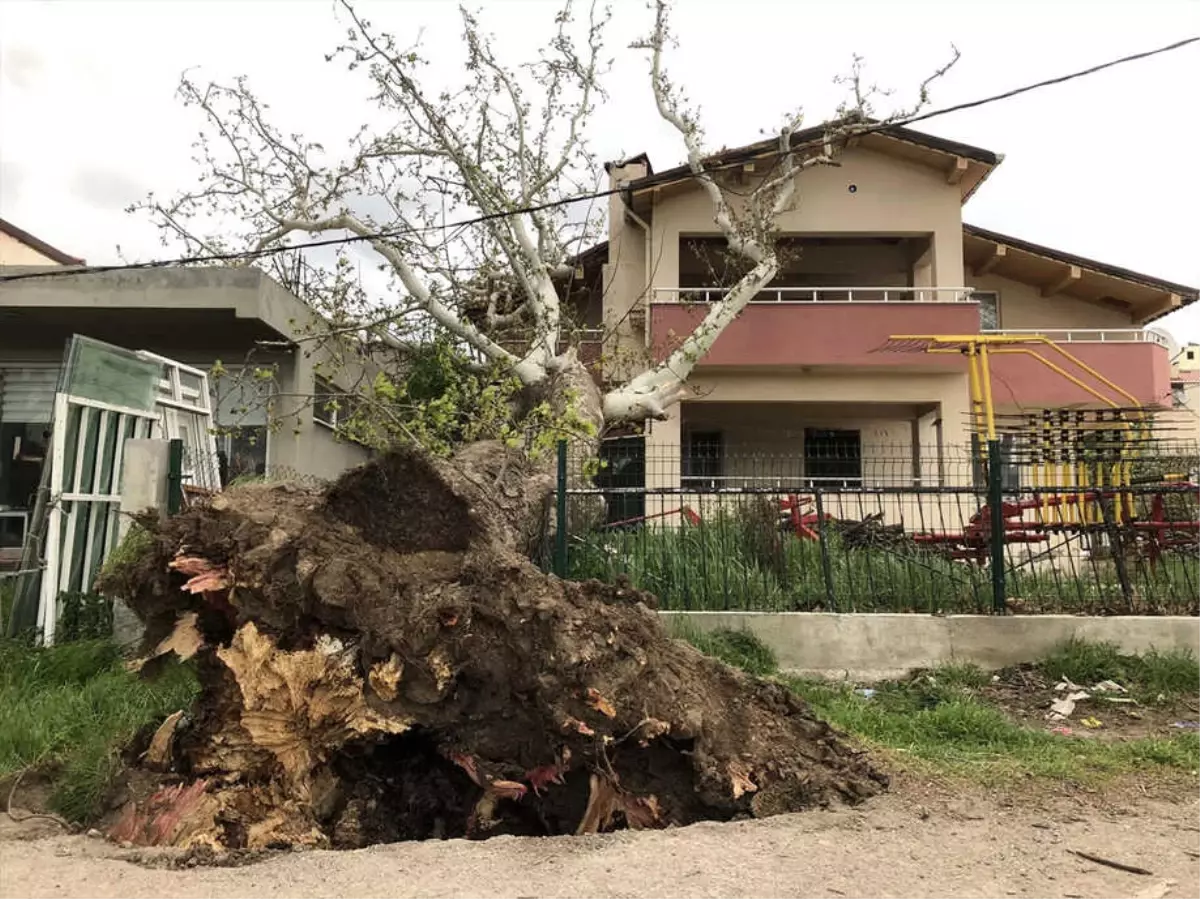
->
[[987, 439, 1006, 614], [813, 489, 837, 612], [167, 438, 184, 516], [1096, 489, 1134, 610], [554, 439, 568, 578]]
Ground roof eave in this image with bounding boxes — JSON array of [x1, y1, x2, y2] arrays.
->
[[0, 218, 86, 266], [964, 223, 1199, 304]]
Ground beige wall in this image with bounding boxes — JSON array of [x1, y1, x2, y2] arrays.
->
[[644, 370, 973, 497], [1177, 345, 1200, 373], [967, 271, 1135, 330], [601, 160, 652, 382], [680, 401, 921, 485], [1155, 380, 1200, 441], [642, 146, 965, 298], [0, 231, 59, 266]]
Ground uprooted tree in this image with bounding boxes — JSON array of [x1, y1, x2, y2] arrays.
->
[[101, 1, 962, 848], [99, 446, 886, 849], [134, 0, 959, 468]]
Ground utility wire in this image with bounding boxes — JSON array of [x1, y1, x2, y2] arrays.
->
[[1, 35, 1194, 286]]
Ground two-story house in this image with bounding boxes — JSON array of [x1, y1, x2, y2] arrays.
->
[[565, 124, 1196, 504]]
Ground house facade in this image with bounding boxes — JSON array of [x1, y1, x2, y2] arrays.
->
[[0, 222, 375, 568], [567, 124, 1197, 502]]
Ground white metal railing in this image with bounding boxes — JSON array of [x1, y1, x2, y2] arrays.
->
[[983, 328, 1169, 347], [653, 286, 974, 304]]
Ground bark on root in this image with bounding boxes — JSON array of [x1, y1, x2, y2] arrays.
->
[[99, 440, 886, 850]]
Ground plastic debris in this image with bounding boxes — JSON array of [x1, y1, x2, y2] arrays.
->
[[1054, 677, 1084, 693], [1048, 690, 1090, 721], [1170, 721, 1199, 730], [855, 688, 877, 699], [1092, 680, 1128, 695], [1050, 726, 1073, 736], [1080, 716, 1103, 729]]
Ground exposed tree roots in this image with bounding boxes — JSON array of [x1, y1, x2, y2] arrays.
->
[[99, 442, 886, 851]]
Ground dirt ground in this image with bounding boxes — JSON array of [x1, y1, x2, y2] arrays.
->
[[4, 778, 1198, 899], [981, 665, 1200, 742]]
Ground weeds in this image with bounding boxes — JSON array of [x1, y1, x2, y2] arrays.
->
[[0, 639, 198, 822], [1037, 638, 1199, 703], [672, 623, 779, 676], [677, 628, 1200, 783], [788, 675, 1199, 782], [567, 512, 1198, 614]]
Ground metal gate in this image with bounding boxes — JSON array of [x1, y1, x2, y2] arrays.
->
[[141, 352, 221, 492], [35, 339, 219, 643]]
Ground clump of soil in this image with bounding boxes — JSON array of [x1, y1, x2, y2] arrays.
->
[[99, 441, 886, 852]]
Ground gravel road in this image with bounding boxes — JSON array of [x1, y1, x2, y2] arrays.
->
[[3, 785, 1197, 898]]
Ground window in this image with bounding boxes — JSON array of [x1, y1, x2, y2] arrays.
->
[[1172, 381, 1187, 408], [596, 436, 645, 525], [804, 429, 861, 487], [682, 430, 723, 489], [975, 291, 999, 330], [313, 377, 359, 429], [216, 427, 268, 485]]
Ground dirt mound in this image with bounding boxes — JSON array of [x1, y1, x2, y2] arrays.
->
[[99, 442, 886, 851]]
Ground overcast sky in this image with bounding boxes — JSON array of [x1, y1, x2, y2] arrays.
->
[[1, 0, 1198, 345]]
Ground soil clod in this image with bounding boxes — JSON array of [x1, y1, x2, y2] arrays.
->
[[99, 442, 886, 850]]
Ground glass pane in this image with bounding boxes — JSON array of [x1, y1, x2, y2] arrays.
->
[[61, 336, 160, 412]]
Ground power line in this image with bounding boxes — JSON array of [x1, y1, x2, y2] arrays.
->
[[1, 35, 1194, 286], [900, 36, 1198, 129]]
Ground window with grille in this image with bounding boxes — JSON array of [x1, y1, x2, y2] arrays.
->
[[682, 430, 724, 489], [975, 291, 1000, 330], [804, 428, 862, 487]]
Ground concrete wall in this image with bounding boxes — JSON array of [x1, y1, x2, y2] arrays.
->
[[680, 401, 926, 483], [277, 420, 373, 482], [663, 611, 1200, 680], [967, 271, 1135, 330], [1154, 396, 1200, 444], [112, 439, 171, 647], [646, 147, 966, 294], [645, 371, 974, 493]]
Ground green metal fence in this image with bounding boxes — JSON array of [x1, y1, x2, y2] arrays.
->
[[548, 438, 1200, 616]]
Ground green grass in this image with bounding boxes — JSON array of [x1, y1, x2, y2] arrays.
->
[[672, 623, 779, 676], [676, 628, 1200, 784], [787, 676, 1199, 781], [567, 510, 1200, 614], [0, 580, 13, 633], [0, 639, 199, 822], [1037, 638, 1199, 702]]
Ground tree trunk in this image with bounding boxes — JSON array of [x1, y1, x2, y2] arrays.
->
[[98, 443, 885, 851]]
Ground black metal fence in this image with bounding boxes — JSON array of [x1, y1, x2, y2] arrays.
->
[[546, 439, 1200, 616]]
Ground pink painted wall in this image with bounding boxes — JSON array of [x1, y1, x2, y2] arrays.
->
[[987, 342, 1172, 408], [651, 303, 1171, 408], [651, 302, 979, 370]]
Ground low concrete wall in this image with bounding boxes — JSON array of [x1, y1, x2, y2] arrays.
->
[[661, 611, 1200, 680], [111, 439, 170, 649]]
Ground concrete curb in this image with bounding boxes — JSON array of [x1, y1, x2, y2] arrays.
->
[[660, 611, 1200, 680]]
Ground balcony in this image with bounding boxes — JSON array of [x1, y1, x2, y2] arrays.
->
[[981, 329, 1171, 408], [650, 286, 979, 370]]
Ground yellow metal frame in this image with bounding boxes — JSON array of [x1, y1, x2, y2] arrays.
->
[[890, 332, 1154, 524]]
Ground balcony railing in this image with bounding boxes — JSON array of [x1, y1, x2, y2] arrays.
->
[[983, 328, 1169, 347], [652, 286, 974, 304]]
